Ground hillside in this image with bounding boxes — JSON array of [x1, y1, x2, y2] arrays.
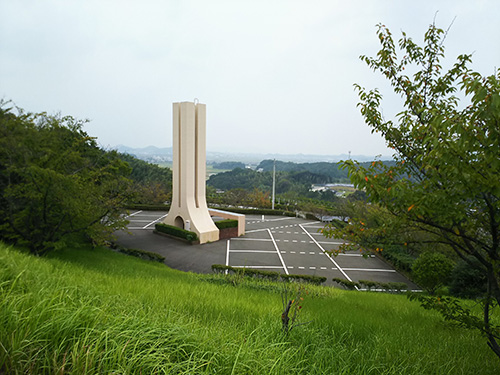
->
[[0, 243, 497, 374], [257, 159, 397, 180]]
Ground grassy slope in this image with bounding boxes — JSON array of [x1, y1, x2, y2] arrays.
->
[[0, 242, 497, 374]]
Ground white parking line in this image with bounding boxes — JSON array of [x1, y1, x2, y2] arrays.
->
[[142, 214, 168, 229], [231, 238, 272, 242], [343, 268, 396, 272], [232, 266, 284, 269], [229, 250, 277, 254], [339, 253, 375, 258], [261, 217, 296, 222], [245, 228, 269, 233], [267, 229, 289, 275], [126, 210, 143, 217], [226, 240, 230, 268], [300, 224, 356, 285]]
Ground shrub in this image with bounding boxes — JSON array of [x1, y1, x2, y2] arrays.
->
[[210, 265, 324, 284], [332, 277, 360, 290], [211, 264, 232, 274], [154, 223, 199, 242], [358, 280, 407, 293], [359, 279, 378, 290], [379, 246, 415, 274], [124, 204, 170, 211], [412, 252, 454, 295], [387, 282, 408, 293], [118, 247, 165, 263], [250, 269, 280, 281], [215, 207, 296, 217], [449, 257, 487, 299], [305, 213, 319, 221], [281, 274, 327, 286], [214, 219, 238, 230], [108, 242, 165, 262]]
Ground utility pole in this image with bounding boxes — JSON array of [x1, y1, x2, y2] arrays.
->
[[272, 159, 276, 210]]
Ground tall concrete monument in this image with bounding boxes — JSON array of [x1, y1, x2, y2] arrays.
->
[[163, 101, 219, 244]]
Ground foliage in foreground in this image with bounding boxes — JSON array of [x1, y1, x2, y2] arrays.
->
[[1, 242, 498, 374], [325, 22, 500, 358]]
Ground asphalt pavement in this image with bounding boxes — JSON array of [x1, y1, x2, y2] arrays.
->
[[114, 210, 418, 289]]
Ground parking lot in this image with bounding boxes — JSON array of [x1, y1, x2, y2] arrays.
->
[[115, 210, 417, 289]]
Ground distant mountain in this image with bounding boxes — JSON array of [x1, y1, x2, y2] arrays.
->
[[114, 145, 172, 156], [112, 145, 392, 165]]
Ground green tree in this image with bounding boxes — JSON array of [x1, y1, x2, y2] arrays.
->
[[449, 256, 488, 299], [325, 23, 500, 358], [118, 153, 172, 205], [412, 251, 454, 294], [0, 103, 133, 255], [247, 188, 271, 208]]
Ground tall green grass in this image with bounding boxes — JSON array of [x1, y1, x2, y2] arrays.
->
[[0, 242, 497, 374]]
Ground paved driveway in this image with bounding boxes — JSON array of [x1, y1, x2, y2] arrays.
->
[[114, 210, 418, 289]]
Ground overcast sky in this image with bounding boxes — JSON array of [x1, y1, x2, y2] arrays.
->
[[1, 0, 499, 158]]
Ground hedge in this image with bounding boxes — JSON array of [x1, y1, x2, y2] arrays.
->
[[378, 246, 415, 274], [211, 264, 326, 285], [124, 204, 171, 211], [215, 219, 238, 230], [304, 213, 320, 221], [281, 273, 327, 285], [332, 277, 360, 290], [109, 243, 165, 263], [155, 223, 199, 242], [213, 207, 296, 217], [358, 279, 408, 292]]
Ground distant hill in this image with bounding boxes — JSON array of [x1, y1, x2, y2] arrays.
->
[[211, 161, 246, 170], [114, 145, 173, 156], [256, 159, 397, 182], [112, 145, 392, 165]]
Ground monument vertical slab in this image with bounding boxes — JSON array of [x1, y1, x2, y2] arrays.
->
[[163, 101, 219, 243]]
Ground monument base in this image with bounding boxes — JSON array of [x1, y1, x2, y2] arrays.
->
[[163, 206, 219, 244]]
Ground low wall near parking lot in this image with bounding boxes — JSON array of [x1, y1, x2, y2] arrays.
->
[[208, 209, 245, 237], [218, 226, 239, 240]]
